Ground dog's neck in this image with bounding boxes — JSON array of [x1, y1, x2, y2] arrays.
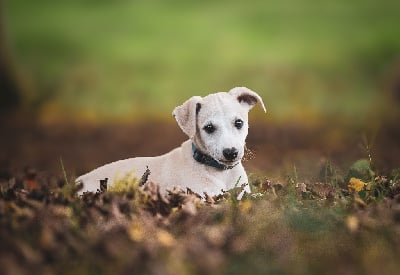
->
[[191, 143, 238, 170]]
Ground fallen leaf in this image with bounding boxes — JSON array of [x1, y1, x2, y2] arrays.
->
[[157, 230, 176, 247], [346, 215, 359, 232], [348, 177, 367, 192]]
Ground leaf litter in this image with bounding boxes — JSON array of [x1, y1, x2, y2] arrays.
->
[[1, 162, 400, 275]]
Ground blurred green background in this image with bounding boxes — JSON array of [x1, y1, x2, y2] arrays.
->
[[2, 0, 400, 124]]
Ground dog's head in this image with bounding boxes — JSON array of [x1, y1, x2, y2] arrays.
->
[[173, 87, 266, 166]]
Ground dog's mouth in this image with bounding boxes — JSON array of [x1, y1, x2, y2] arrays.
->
[[219, 159, 239, 165]]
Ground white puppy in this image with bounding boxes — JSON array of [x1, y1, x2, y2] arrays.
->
[[76, 87, 266, 198]]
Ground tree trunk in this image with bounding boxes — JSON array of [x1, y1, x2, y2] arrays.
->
[[0, 0, 21, 114]]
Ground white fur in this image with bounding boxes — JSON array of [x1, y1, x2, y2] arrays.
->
[[76, 87, 266, 198]]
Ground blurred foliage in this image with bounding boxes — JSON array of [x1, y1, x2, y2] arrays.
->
[[347, 158, 375, 182], [4, 0, 400, 123], [1, 160, 400, 274]]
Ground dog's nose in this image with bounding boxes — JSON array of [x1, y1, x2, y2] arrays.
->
[[223, 148, 238, 161]]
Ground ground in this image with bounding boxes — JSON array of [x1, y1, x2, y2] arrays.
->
[[0, 118, 400, 275]]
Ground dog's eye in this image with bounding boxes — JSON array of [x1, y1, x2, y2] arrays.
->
[[234, 119, 244, 129], [203, 124, 216, 134]]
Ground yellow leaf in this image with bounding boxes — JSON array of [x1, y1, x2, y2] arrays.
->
[[128, 224, 143, 242], [239, 200, 252, 213], [348, 177, 366, 192], [346, 215, 359, 232], [157, 230, 176, 247]]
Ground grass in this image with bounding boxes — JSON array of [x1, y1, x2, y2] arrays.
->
[[0, 159, 399, 274], [6, 0, 400, 122]]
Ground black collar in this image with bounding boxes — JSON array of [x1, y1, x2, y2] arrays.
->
[[192, 143, 237, 170]]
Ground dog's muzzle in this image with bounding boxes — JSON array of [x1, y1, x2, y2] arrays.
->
[[192, 143, 238, 170], [223, 147, 238, 161]]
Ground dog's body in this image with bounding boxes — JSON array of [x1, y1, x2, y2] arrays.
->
[[76, 140, 248, 196], [76, 87, 265, 198]]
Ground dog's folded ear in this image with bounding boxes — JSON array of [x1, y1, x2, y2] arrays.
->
[[228, 87, 266, 113], [173, 96, 203, 138]]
